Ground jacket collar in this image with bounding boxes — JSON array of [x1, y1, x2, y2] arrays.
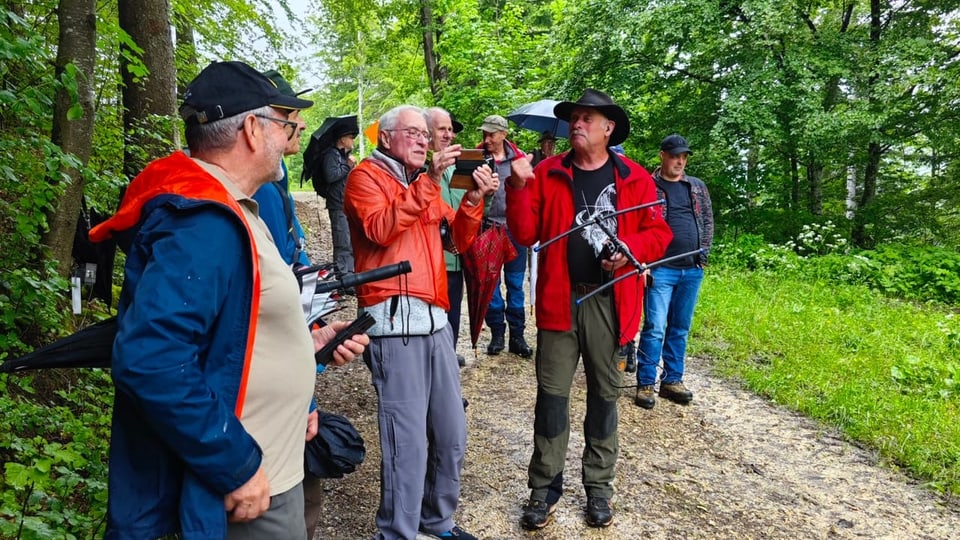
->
[[369, 148, 427, 186], [652, 166, 688, 184], [560, 148, 630, 179]]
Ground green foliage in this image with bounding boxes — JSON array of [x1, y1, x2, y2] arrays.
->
[[786, 221, 849, 257], [0, 370, 113, 539], [712, 233, 802, 273], [848, 245, 960, 305], [0, 263, 71, 358]]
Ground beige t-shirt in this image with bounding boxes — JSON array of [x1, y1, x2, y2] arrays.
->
[[196, 159, 316, 496]]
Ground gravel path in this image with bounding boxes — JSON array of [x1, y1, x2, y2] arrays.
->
[[295, 192, 959, 540]]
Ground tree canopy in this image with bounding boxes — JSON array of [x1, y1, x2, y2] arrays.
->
[[1, 0, 959, 535]]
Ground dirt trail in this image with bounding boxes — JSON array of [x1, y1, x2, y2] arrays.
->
[[296, 193, 959, 540]]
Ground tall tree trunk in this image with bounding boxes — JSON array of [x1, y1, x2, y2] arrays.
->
[[119, 0, 177, 179], [42, 0, 97, 278], [846, 158, 857, 220], [806, 157, 823, 215], [790, 154, 799, 209], [852, 0, 883, 247], [420, 0, 440, 99]]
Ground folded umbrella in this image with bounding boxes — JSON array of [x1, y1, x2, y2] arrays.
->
[[0, 317, 116, 373], [304, 411, 366, 479], [460, 224, 518, 349]]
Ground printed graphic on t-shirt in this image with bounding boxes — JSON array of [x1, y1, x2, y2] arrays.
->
[[574, 183, 618, 257]]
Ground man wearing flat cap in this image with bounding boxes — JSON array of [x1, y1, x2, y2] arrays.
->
[[477, 113, 535, 358], [90, 60, 368, 540], [635, 134, 714, 410], [505, 88, 672, 530]]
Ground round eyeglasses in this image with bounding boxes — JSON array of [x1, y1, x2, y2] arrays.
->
[[386, 127, 431, 142]]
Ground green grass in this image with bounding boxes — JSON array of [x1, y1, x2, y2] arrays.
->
[[691, 266, 960, 494]]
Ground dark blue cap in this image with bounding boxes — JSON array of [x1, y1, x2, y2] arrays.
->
[[660, 134, 693, 156]]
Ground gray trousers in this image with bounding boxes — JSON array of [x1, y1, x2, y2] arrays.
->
[[368, 325, 467, 540], [226, 482, 307, 540], [528, 292, 620, 502], [303, 473, 322, 539], [328, 208, 354, 274]]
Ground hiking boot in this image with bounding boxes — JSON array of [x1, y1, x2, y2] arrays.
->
[[419, 525, 477, 540], [456, 354, 466, 367], [618, 342, 637, 373], [659, 381, 693, 404], [508, 335, 533, 358], [634, 385, 656, 409], [585, 496, 613, 528], [487, 332, 505, 355], [520, 498, 556, 530]]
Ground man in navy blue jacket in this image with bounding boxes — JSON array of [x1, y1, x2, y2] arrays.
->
[[91, 61, 368, 540]]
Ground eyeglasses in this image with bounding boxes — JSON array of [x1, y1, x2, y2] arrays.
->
[[252, 114, 300, 141], [386, 127, 431, 142]]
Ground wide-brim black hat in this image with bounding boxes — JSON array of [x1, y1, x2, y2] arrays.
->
[[180, 61, 313, 125], [554, 88, 630, 146]]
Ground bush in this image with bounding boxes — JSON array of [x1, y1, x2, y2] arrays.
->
[[0, 370, 112, 539]]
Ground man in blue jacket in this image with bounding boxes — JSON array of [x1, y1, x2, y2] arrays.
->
[[90, 61, 368, 540]]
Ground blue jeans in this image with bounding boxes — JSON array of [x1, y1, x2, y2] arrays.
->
[[486, 233, 527, 333], [637, 266, 704, 386]]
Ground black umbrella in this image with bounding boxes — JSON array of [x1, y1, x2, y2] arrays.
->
[[309, 115, 359, 152], [302, 115, 360, 190], [0, 317, 116, 373]]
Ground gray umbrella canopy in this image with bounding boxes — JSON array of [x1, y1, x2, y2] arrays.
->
[[507, 99, 569, 138]]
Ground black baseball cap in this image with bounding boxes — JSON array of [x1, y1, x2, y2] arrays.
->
[[660, 134, 693, 156], [180, 61, 313, 125]]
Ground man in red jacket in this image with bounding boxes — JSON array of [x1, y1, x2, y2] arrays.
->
[[505, 89, 672, 530]]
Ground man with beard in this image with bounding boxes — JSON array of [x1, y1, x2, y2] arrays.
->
[[91, 61, 368, 540], [505, 89, 672, 530], [634, 134, 714, 409]]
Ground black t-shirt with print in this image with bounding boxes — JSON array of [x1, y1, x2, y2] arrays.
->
[[567, 159, 617, 285]]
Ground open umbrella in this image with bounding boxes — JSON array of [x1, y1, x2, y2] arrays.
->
[[310, 115, 359, 151], [507, 99, 569, 138], [0, 317, 116, 373], [460, 225, 518, 349], [302, 115, 359, 190]]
